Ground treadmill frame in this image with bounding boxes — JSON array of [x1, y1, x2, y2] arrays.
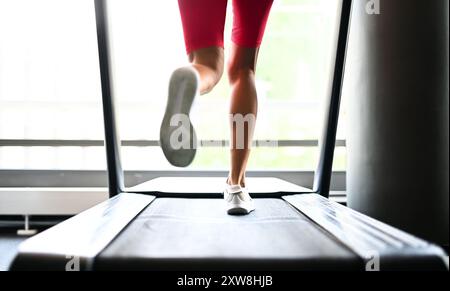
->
[[95, 0, 353, 199]]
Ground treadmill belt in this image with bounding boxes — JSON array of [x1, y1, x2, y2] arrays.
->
[[97, 198, 361, 270]]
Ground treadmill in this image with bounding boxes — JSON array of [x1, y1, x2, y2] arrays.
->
[[10, 0, 447, 271]]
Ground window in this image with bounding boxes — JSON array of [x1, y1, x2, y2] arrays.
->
[[0, 0, 104, 170], [0, 0, 346, 174]]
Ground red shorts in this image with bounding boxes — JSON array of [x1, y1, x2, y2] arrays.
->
[[178, 0, 274, 54]]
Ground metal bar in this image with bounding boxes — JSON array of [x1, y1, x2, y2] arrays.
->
[[313, 0, 352, 198], [94, 0, 125, 197], [0, 139, 346, 147]]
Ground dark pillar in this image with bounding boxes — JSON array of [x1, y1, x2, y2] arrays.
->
[[345, 0, 449, 245]]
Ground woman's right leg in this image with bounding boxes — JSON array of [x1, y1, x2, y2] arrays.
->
[[227, 0, 274, 187], [223, 0, 273, 215], [227, 44, 259, 188]]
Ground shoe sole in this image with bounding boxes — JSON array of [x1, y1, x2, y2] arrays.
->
[[160, 67, 198, 167]]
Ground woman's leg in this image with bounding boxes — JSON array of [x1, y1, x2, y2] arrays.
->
[[161, 1, 226, 167], [227, 44, 259, 187], [178, 0, 227, 94], [188, 47, 224, 95], [227, 0, 273, 186]]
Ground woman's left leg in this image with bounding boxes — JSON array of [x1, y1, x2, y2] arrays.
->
[[160, 0, 228, 167]]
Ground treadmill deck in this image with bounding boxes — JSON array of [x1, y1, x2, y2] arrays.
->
[[10, 192, 447, 271], [96, 198, 358, 270]]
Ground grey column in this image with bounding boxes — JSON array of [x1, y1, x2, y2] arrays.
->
[[345, 0, 449, 245]]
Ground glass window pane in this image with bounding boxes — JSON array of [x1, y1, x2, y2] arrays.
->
[[0, 0, 347, 172], [0, 0, 103, 141], [107, 0, 343, 171]]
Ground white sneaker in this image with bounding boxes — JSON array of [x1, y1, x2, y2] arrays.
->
[[224, 184, 255, 215], [160, 67, 199, 168]]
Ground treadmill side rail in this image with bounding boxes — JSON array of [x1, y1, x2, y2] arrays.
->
[[284, 194, 448, 271], [10, 193, 155, 271]]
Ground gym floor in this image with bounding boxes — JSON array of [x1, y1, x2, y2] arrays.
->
[[0, 233, 26, 271], [0, 217, 67, 271]]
